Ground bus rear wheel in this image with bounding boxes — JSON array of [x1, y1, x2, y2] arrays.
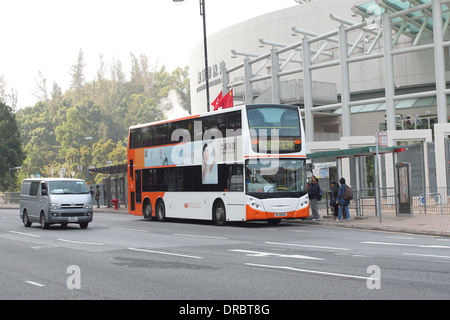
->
[[156, 199, 166, 222], [213, 201, 226, 226]]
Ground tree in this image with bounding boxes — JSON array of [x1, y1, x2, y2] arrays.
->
[[33, 70, 49, 103], [0, 102, 25, 191], [70, 48, 86, 101]]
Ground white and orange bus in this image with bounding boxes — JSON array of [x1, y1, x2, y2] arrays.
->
[[127, 104, 309, 225]]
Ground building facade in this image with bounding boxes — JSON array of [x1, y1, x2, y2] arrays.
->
[[188, 0, 450, 198]]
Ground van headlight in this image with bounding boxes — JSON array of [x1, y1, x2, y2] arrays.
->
[[50, 203, 61, 210], [84, 203, 93, 209]]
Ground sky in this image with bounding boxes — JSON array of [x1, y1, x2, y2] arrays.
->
[[0, 0, 299, 110]]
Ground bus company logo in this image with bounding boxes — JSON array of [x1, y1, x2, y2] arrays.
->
[[184, 202, 201, 209]]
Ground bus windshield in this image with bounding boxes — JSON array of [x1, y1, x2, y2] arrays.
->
[[247, 105, 302, 153], [246, 159, 307, 199]]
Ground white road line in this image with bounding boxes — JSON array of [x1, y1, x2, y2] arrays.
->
[[128, 247, 203, 259], [57, 239, 104, 246], [230, 249, 324, 260], [9, 231, 40, 238], [361, 241, 450, 249], [386, 236, 415, 240], [265, 241, 350, 251], [111, 227, 150, 233], [245, 263, 372, 280], [26, 281, 45, 287], [402, 253, 450, 259], [173, 233, 228, 240]]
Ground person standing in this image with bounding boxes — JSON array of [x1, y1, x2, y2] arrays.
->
[[328, 181, 339, 220], [95, 185, 100, 208], [336, 177, 350, 221], [308, 176, 321, 221]]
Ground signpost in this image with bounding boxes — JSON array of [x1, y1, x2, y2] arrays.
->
[[374, 131, 387, 223]]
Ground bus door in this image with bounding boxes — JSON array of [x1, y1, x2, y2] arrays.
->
[[135, 170, 142, 205]]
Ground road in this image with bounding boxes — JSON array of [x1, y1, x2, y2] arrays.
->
[[0, 208, 449, 304]]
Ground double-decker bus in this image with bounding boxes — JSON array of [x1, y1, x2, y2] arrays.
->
[[127, 104, 309, 225]]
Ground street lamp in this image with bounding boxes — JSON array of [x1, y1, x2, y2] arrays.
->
[[174, 0, 211, 112], [78, 136, 93, 179]]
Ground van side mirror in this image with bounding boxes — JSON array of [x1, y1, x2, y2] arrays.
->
[[41, 189, 48, 196]]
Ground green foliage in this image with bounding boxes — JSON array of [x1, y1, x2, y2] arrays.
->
[[14, 53, 190, 184], [0, 102, 25, 190]]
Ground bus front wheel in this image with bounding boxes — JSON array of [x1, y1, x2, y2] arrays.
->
[[213, 201, 226, 226], [143, 200, 152, 221]]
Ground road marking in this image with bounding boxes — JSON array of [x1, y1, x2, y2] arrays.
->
[[128, 247, 203, 259], [230, 249, 324, 260], [245, 263, 372, 280], [173, 233, 228, 240], [265, 241, 350, 251], [57, 239, 104, 246], [402, 253, 450, 259], [386, 236, 415, 240], [111, 227, 149, 233], [361, 241, 450, 249], [9, 231, 40, 238], [26, 281, 45, 287]]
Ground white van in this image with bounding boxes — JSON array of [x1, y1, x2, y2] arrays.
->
[[20, 178, 93, 229]]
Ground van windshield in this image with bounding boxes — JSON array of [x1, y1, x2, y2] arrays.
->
[[48, 181, 89, 194]]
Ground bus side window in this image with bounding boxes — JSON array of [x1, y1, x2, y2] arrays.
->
[[130, 128, 142, 149], [227, 111, 242, 136], [228, 165, 243, 191], [142, 126, 154, 147], [155, 124, 168, 146]]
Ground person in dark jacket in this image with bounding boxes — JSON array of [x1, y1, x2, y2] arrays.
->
[[328, 181, 339, 220], [308, 176, 321, 221], [336, 177, 350, 221]]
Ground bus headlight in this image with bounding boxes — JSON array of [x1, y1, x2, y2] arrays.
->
[[249, 197, 263, 209]]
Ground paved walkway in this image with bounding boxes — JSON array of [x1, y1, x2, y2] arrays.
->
[[2, 203, 449, 237], [300, 210, 450, 237]]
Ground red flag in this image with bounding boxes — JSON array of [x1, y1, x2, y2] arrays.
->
[[220, 89, 234, 109], [211, 91, 223, 110]]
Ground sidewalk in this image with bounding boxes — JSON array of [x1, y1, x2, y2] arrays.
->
[[299, 211, 450, 237], [2, 203, 449, 237]]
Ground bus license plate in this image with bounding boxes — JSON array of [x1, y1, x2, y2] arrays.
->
[[68, 217, 78, 222], [275, 213, 287, 217]]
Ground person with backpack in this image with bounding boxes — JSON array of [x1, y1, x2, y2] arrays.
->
[[336, 177, 352, 221], [308, 176, 322, 221]]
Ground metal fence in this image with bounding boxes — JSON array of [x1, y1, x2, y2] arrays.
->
[[321, 187, 450, 216], [0, 192, 20, 204]]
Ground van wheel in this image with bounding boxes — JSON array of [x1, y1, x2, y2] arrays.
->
[[23, 211, 31, 227], [213, 201, 226, 226], [40, 213, 49, 229], [79, 223, 89, 229], [156, 199, 166, 222]]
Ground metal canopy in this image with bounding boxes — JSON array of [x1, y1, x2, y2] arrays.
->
[[353, 0, 449, 37], [91, 164, 127, 175], [308, 146, 405, 160]]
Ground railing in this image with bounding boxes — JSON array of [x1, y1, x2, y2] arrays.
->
[[418, 192, 443, 214], [321, 187, 450, 216], [0, 192, 21, 204]]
